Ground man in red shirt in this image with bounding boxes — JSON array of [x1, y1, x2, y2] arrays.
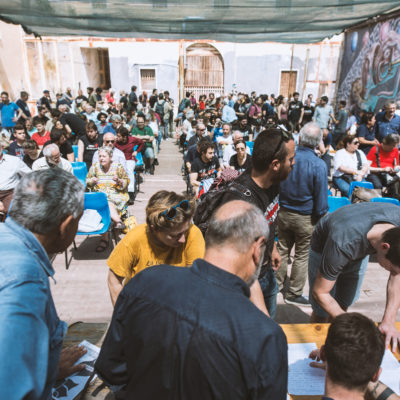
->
[[367, 133, 399, 189], [31, 118, 50, 149], [115, 126, 144, 204]]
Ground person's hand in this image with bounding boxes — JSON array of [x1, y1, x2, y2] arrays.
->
[[12, 116, 18, 122], [0, 200, 5, 213], [132, 151, 137, 158], [90, 177, 98, 185], [271, 246, 281, 271], [113, 176, 120, 185], [373, 138, 380, 145], [57, 345, 87, 380], [379, 321, 400, 352], [309, 348, 326, 370], [383, 167, 392, 173], [354, 173, 363, 182]]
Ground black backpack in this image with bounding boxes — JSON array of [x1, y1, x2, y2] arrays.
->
[[193, 178, 262, 236], [178, 98, 190, 113], [155, 101, 165, 119]]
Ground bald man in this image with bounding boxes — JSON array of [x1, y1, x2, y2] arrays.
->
[[95, 200, 288, 400]]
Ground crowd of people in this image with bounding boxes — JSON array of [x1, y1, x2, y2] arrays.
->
[[1, 86, 400, 400]]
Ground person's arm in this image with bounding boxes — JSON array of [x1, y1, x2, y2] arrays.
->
[[299, 106, 304, 125], [190, 171, 200, 187], [107, 270, 125, 307], [313, 163, 329, 217], [77, 139, 84, 162], [67, 151, 75, 162], [312, 272, 345, 318], [367, 381, 400, 400], [249, 280, 269, 316], [277, 105, 282, 120], [270, 241, 281, 271], [379, 272, 400, 352]]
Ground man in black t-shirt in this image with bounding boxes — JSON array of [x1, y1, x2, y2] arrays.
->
[[219, 128, 296, 318], [288, 92, 304, 132], [59, 112, 87, 138], [190, 140, 221, 196], [41, 127, 74, 161]]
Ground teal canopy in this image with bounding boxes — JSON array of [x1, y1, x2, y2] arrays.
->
[[0, 0, 399, 43]]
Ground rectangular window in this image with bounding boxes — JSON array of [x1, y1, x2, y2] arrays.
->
[[140, 69, 156, 91]]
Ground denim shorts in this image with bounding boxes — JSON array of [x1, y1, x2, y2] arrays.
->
[[308, 248, 369, 318]]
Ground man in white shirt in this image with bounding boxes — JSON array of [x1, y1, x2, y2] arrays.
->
[[222, 131, 251, 168], [182, 110, 195, 142], [0, 142, 31, 216], [216, 123, 233, 161], [32, 144, 73, 173], [92, 133, 127, 172]]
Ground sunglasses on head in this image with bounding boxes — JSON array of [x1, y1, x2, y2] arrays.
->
[[160, 200, 190, 220], [271, 126, 292, 158]]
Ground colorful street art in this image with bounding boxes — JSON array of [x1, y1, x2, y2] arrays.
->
[[337, 17, 400, 113]]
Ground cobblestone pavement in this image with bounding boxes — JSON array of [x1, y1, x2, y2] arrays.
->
[[49, 139, 397, 398]]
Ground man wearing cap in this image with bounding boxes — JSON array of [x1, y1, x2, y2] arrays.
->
[[103, 114, 122, 135], [39, 90, 52, 111]]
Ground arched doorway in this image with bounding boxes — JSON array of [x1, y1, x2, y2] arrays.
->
[[184, 43, 224, 99]]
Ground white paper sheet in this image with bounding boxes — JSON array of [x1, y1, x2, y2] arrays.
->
[[288, 343, 325, 395], [380, 349, 400, 395]]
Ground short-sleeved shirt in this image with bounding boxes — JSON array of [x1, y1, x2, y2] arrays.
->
[[132, 126, 154, 148], [229, 153, 252, 173], [42, 140, 74, 160], [367, 145, 399, 168], [107, 223, 205, 284], [0, 102, 19, 128], [335, 109, 348, 133], [311, 202, 400, 280], [376, 112, 400, 141], [31, 131, 51, 147], [190, 156, 220, 181], [288, 100, 303, 123], [357, 124, 376, 154]]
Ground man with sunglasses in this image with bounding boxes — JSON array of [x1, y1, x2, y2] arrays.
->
[[219, 127, 296, 318], [96, 200, 287, 399]]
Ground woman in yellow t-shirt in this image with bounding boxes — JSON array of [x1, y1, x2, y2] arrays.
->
[[107, 190, 205, 305]]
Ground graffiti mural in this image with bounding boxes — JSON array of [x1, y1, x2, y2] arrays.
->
[[337, 17, 400, 113]]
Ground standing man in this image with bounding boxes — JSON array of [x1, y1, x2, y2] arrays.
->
[[313, 96, 333, 131], [276, 123, 328, 305], [0, 169, 86, 399], [308, 202, 400, 351], [288, 92, 304, 132], [129, 85, 138, 112], [95, 200, 288, 399], [376, 101, 400, 141], [0, 91, 25, 134], [39, 90, 52, 111], [16, 91, 31, 124], [218, 128, 296, 318], [331, 100, 349, 146]]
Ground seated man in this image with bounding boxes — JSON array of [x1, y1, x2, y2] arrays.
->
[[367, 133, 400, 190], [190, 140, 221, 196], [95, 200, 287, 399], [32, 143, 73, 173], [0, 169, 86, 399], [0, 141, 31, 218], [216, 123, 233, 161], [7, 123, 26, 159], [114, 126, 144, 203], [308, 202, 400, 350], [131, 115, 155, 174], [309, 313, 398, 400]]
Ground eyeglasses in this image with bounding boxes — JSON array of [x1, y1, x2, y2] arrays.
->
[[160, 200, 190, 220], [104, 140, 115, 144], [271, 126, 292, 159]]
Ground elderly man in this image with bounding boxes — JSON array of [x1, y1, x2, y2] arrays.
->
[[32, 143, 73, 173], [0, 141, 31, 218], [0, 169, 86, 399], [276, 122, 328, 305], [92, 132, 127, 171], [376, 101, 400, 141], [95, 200, 288, 399], [103, 114, 122, 135], [187, 122, 207, 147], [309, 202, 400, 351], [82, 104, 98, 122], [222, 130, 251, 168]]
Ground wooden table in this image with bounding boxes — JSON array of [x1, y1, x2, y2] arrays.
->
[[281, 322, 400, 400]]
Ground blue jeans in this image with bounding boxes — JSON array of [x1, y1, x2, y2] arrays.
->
[[332, 176, 350, 197], [308, 248, 369, 318], [259, 267, 279, 319]]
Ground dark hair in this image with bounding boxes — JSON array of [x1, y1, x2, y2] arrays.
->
[[234, 139, 246, 149], [199, 140, 214, 155], [50, 127, 67, 143], [37, 106, 47, 113], [34, 118, 46, 127], [20, 91, 29, 98], [87, 87, 94, 92], [360, 111, 375, 125], [158, 93, 164, 100], [342, 134, 357, 149], [339, 100, 347, 107], [152, 88, 157, 94], [293, 92, 299, 97], [131, 85, 137, 91], [321, 96, 329, 103], [95, 87, 103, 94], [325, 313, 384, 391], [1, 91, 8, 97], [383, 133, 400, 147], [185, 91, 191, 98], [23, 139, 39, 151], [382, 227, 400, 266], [50, 108, 61, 118], [252, 128, 292, 173], [86, 121, 98, 132], [164, 90, 169, 96], [117, 126, 129, 137], [14, 123, 26, 132]]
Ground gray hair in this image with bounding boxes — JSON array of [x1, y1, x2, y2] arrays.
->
[[186, 110, 194, 119], [299, 122, 322, 148], [205, 202, 269, 253], [98, 146, 113, 157], [43, 143, 59, 158], [9, 169, 84, 235]]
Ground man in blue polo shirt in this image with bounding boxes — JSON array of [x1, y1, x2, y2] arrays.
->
[[0, 91, 25, 133], [376, 101, 400, 141], [276, 122, 328, 306]]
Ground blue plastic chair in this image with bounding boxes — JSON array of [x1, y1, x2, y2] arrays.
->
[[72, 145, 78, 160], [328, 196, 351, 213], [66, 192, 113, 269], [246, 141, 254, 155], [370, 197, 400, 206], [327, 189, 333, 196], [133, 145, 144, 195], [71, 162, 88, 187], [348, 181, 374, 199]]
